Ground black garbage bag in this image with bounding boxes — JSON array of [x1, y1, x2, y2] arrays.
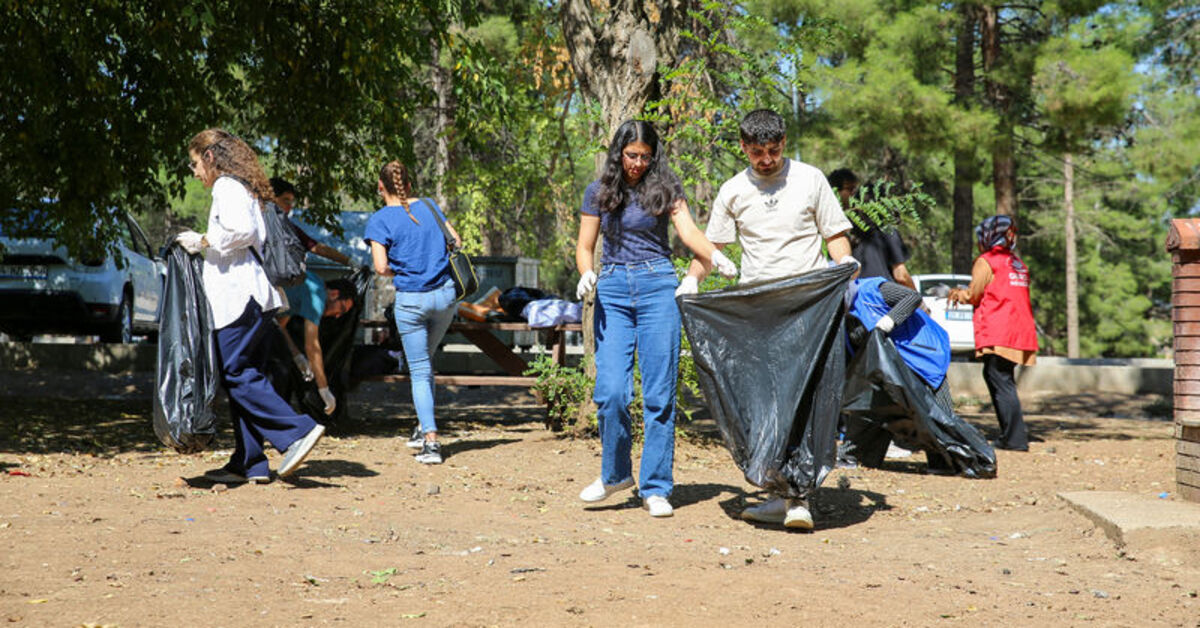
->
[[842, 328, 997, 478], [266, 267, 373, 429], [498, 286, 550, 321], [153, 244, 219, 453], [679, 264, 855, 498]]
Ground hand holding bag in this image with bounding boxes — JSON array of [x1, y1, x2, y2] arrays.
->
[[425, 198, 478, 301]]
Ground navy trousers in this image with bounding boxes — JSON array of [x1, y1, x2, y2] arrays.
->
[[215, 300, 317, 477]]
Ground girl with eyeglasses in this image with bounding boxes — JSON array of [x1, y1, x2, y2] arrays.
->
[[573, 120, 736, 518]]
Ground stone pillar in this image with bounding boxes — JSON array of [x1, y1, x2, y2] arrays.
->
[[1165, 219, 1200, 502]]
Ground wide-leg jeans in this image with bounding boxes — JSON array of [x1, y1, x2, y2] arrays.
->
[[215, 300, 318, 478], [593, 258, 680, 498]]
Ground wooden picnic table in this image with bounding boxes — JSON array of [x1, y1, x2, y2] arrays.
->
[[357, 319, 582, 387]]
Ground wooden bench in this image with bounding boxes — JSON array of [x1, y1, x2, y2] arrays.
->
[[357, 320, 582, 387]]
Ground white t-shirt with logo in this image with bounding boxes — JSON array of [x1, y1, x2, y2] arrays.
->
[[706, 159, 852, 285]]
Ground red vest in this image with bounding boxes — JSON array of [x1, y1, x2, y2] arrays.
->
[[974, 248, 1039, 352]]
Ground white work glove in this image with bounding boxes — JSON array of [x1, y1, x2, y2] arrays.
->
[[294, 354, 314, 382], [176, 230, 205, 255], [318, 387, 336, 415], [575, 270, 598, 300], [710, 249, 738, 278], [837, 254, 860, 268], [675, 275, 699, 297], [875, 315, 895, 334]]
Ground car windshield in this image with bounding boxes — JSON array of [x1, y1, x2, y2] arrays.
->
[[920, 278, 969, 297]]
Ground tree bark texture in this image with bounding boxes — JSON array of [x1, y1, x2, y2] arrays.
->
[[560, 0, 687, 135], [980, 4, 1017, 218], [952, 2, 979, 275], [1064, 152, 1079, 358]]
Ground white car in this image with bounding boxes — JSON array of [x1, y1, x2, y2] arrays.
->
[[0, 210, 163, 343], [912, 273, 974, 354]]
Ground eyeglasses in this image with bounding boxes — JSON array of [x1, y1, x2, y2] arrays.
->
[[623, 152, 652, 164]]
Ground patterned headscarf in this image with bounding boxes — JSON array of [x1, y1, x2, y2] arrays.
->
[[975, 215, 1014, 250]]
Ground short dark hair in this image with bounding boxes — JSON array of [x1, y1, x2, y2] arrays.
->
[[270, 177, 296, 197], [739, 109, 786, 145], [325, 278, 357, 305], [827, 168, 859, 191]]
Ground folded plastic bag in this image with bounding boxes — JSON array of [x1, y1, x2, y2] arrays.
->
[[522, 298, 582, 327], [679, 264, 854, 497]]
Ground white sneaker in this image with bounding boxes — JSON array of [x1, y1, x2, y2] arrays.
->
[[784, 498, 814, 530], [578, 477, 634, 503], [885, 443, 914, 459], [741, 496, 787, 524], [405, 425, 424, 449], [644, 495, 674, 518]]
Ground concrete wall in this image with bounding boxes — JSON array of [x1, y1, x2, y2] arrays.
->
[[0, 343, 1174, 397], [947, 357, 1173, 397]]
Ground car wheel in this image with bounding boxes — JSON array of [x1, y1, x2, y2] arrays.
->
[[101, 297, 133, 344]]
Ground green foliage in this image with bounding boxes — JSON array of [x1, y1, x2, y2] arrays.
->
[[844, 180, 932, 232], [525, 355, 594, 433], [0, 0, 473, 260]]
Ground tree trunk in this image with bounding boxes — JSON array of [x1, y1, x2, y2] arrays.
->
[[1064, 152, 1079, 358], [431, 41, 451, 212], [980, 4, 1017, 218], [952, 2, 979, 274]]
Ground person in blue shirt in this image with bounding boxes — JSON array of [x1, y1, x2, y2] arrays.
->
[[364, 161, 462, 465], [574, 120, 737, 518]]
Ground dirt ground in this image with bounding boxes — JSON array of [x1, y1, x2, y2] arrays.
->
[[0, 370, 1196, 627]]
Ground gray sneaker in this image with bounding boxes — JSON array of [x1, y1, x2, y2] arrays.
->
[[415, 441, 442, 464], [278, 423, 325, 478], [405, 425, 424, 449]]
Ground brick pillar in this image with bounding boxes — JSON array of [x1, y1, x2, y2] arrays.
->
[[1166, 219, 1200, 502]]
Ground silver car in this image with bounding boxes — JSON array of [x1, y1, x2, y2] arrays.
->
[[912, 273, 975, 354], [0, 211, 163, 343]]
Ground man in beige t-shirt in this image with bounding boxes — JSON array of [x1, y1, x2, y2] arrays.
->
[[679, 109, 857, 529]]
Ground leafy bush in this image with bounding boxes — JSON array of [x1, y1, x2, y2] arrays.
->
[[525, 355, 594, 433]]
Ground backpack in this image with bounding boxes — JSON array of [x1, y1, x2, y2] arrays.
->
[[254, 200, 307, 287]]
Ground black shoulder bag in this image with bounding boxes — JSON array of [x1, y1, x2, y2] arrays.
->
[[424, 199, 478, 301]]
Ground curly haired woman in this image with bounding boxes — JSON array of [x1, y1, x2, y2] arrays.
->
[[177, 128, 324, 483]]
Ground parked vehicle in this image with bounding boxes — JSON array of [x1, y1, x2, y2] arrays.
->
[[912, 273, 974, 354], [0, 210, 164, 343]]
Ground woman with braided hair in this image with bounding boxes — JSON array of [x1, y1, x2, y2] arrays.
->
[[176, 128, 325, 483], [364, 160, 461, 465]]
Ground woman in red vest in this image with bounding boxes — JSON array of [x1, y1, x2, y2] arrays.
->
[[949, 215, 1038, 451]]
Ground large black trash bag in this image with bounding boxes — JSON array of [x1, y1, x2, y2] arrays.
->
[[679, 264, 855, 497], [842, 328, 997, 478], [266, 267, 373, 429], [153, 244, 219, 453]]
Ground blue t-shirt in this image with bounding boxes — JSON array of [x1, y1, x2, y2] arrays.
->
[[581, 180, 673, 264], [282, 271, 327, 325], [364, 199, 452, 292]]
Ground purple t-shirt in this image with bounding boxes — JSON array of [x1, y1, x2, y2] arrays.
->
[[581, 180, 674, 265]]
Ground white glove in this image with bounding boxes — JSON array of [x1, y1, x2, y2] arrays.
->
[[294, 354, 314, 381], [575, 270, 598, 300], [837, 254, 860, 268], [675, 275, 699, 297], [710, 249, 738, 278], [176, 230, 205, 255], [318, 387, 336, 415], [875, 315, 895, 333]]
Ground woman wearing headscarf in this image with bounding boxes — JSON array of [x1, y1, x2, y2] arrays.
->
[[949, 215, 1038, 451]]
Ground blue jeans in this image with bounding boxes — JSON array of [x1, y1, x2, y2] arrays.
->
[[593, 258, 680, 498], [393, 280, 457, 434]]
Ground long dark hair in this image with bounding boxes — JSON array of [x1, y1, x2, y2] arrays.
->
[[592, 120, 682, 235]]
